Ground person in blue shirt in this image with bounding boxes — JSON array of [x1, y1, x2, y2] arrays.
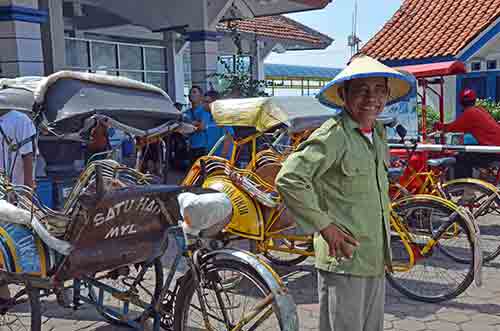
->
[[183, 86, 207, 161], [184, 88, 233, 162]]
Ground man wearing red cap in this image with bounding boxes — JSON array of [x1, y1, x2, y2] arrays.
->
[[433, 88, 500, 178]]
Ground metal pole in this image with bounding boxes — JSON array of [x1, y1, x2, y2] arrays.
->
[[421, 79, 427, 141]]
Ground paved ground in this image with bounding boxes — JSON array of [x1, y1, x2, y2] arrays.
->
[[29, 244, 500, 331], [8, 170, 500, 330]]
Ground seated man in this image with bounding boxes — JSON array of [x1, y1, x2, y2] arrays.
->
[[434, 88, 500, 179]]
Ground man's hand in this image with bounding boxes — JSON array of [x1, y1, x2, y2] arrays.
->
[[320, 223, 360, 259]]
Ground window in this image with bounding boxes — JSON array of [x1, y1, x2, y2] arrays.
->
[[91, 41, 117, 70], [471, 62, 481, 71], [144, 47, 165, 71], [65, 38, 167, 89], [487, 60, 497, 70], [216, 55, 251, 74], [65, 39, 89, 68], [119, 45, 143, 70]]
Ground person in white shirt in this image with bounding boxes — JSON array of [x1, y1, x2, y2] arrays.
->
[[0, 110, 36, 187], [0, 110, 36, 301]]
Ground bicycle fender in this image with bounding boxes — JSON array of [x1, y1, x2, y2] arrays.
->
[[203, 248, 299, 331], [443, 178, 499, 194]]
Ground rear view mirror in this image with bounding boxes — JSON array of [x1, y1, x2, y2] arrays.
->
[[395, 124, 407, 140]]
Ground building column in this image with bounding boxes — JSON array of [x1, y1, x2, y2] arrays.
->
[[39, 0, 65, 74], [164, 31, 188, 103], [187, 31, 219, 92], [251, 40, 266, 82], [0, 1, 46, 77]]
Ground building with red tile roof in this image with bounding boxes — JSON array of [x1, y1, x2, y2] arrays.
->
[[361, 0, 500, 118], [219, 15, 332, 51]]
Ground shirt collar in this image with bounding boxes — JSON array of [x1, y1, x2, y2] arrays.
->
[[341, 110, 385, 136]]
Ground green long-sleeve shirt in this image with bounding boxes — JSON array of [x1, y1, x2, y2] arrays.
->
[[275, 112, 391, 277]]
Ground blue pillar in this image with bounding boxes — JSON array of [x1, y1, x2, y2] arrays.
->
[[487, 73, 497, 101], [0, 4, 47, 77]]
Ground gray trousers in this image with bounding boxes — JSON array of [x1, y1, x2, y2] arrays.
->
[[318, 270, 385, 331]]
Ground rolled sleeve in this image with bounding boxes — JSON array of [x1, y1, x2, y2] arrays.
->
[[276, 126, 343, 234]]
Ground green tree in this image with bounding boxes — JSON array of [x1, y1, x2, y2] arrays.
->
[[417, 104, 440, 133], [476, 98, 500, 121], [208, 21, 268, 98]]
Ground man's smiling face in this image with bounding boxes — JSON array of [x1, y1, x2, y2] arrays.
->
[[343, 77, 389, 128]]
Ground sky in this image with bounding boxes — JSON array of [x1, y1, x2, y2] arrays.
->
[[265, 0, 403, 68]]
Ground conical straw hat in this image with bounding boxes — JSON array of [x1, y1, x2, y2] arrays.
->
[[318, 55, 414, 108]]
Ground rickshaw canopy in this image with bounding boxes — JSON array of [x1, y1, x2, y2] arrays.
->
[[210, 96, 340, 133], [397, 61, 466, 79], [0, 71, 180, 132]]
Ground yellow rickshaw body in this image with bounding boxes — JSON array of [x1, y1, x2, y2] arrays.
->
[[203, 175, 265, 240]]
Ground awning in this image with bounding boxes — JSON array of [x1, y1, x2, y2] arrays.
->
[[397, 61, 466, 79], [74, 0, 331, 31]]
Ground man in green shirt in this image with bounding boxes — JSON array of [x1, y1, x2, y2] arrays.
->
[[276, 55, 413, 331]]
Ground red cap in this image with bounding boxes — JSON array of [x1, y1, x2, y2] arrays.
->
[[459, 88, 477, 105]]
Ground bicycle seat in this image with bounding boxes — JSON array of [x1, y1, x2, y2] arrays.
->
[[427, 157, 456, 168], [388, 167, 403, 182]]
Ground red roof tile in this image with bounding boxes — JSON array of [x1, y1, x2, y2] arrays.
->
[[218, 15, 333, 50], [361, 0, 500, 61]]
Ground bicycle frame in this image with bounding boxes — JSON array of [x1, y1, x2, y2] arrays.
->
[[389, 194, 471, 272], [71, 224, 297, 330]]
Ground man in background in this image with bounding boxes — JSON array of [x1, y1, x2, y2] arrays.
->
[[0, 110, 36, 187], [0, 109, 36, 300], [434, 88, 500, 178]]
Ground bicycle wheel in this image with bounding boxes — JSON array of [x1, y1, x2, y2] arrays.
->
[[92, 258, 163, 326], [443, 180, 500, 262], [386, 197, 475, 303], [174, 259, 281, 330], [263, 238, 313, 266], [0, 285, 41, 331]]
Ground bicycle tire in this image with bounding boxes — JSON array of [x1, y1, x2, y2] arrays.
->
[[93, 258, 164, 326], [443, 180, 500, 262], [0, 286, 41, 331], [174, 259, 282, 330], [386, 196, 475, 303]]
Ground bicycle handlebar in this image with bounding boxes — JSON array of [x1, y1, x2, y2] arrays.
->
[[389, 142, 500, 153]]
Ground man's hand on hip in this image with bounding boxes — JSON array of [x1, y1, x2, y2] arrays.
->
[[320, 223, 360, 259]]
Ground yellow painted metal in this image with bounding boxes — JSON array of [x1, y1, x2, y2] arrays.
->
[[0, 227, 21, 273], [420, 238, 436, 256], [203, 176, 265, 240], [389, 212, 415, 272]]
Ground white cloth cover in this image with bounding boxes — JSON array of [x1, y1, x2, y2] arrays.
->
[[177, 192, 232, 236], [0, 200, 72, 255]]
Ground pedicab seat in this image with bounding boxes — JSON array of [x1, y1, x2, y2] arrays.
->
[[388, 167, 404, 183], [427, 157, 456, 168]]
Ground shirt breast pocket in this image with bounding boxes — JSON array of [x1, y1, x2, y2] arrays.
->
[[340, 157, 372, 194]]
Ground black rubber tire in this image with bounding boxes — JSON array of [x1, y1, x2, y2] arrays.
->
[[173, 259, 282, 330], [0, 286, 41, 331], [94, 258, 164, 326], [443, 181, 500, 262], [386, 198, 475, 303], [263, 239, 313, 266]]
